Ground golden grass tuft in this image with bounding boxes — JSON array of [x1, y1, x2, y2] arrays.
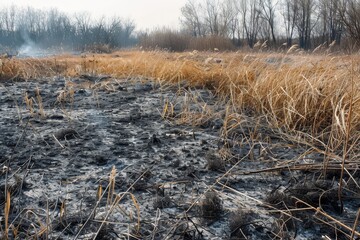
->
[[0, 57, 20, 80]]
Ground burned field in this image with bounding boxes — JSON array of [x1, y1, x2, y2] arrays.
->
[[0, 52, 360, 239]]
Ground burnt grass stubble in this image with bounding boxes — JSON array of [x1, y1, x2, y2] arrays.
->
[[0, 76, 359, 239]]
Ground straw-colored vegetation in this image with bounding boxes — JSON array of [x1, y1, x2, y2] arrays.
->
[[1, 49, 360, 238], [2, 49, 359, 173], [2, 50, 359, 153], [2, 50, 358, 137]]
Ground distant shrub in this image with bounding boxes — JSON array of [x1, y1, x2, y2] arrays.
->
[[188, 35, 235, 51], [139, 29, 235, 52], [85, 44, 112, 53], [139, 29, 190, 52]]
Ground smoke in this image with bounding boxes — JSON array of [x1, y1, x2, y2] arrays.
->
[[18, 30, 42, 57], [18, 30, 66, 58]]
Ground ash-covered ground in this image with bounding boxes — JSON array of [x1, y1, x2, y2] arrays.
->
[[0, 76, 359, 239]]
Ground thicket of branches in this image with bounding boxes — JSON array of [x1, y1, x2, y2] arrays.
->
[[3, 1, 360, 53], [179, 0, 360, 50], [138, 30, 236, 51], [0, 6, 136, 52]]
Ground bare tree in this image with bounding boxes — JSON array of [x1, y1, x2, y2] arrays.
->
[[294, 0, 318, 49], [74, 12, 92, 49], [107, 17, 122, 46], [181, 0, 236, 37], [0, 5, 17, 45], [123, 20, 135, 38], [121, 19, 136, 47], [92, 16, 107, 44], [237, 0, 262, 48], [181, 0, 204, 37], [219, 0, 237, 36], [204, 0, 221, 35], [339, 0, 360, 46], [260, 0, 278, 44], [229, 11, 240, 44], [280, 0, 298, 46], [0, 6, 136, 51], [45, 9, 74, 46], [316, 0, 343, 45]]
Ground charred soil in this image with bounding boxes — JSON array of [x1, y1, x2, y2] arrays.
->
[[0, 76, 359, 239]]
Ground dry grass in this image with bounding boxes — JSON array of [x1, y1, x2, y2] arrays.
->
[[2, 50, 359, 144], [1, 50, 359, 145], [2, 50, 360, 238]]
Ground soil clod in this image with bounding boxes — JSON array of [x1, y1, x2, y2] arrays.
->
[[54, 128, 80, 140]]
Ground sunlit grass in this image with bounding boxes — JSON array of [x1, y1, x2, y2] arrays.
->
[[1, 50, 359, 143]]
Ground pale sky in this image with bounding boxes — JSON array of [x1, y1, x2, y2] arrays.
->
[[2, 0, 187, 31]]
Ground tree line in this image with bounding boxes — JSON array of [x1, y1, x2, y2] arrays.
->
[[180, 0, 360, 50], [2, 1, 360, 53], [0, 5, 136, 52]]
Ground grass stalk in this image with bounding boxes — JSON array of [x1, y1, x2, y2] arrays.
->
[[337, 60, 355, 213]]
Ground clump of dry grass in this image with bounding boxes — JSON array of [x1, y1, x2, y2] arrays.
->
[[0, 57, 20, 80], [24, 92, 34, 117], [22, 87, 46, 119], [229, 209, 253, 239], [200, 191, 222, 219], [205, 150, 225, 171]]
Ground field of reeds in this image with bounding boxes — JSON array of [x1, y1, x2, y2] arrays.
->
[[1, 49, 360, 239]]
